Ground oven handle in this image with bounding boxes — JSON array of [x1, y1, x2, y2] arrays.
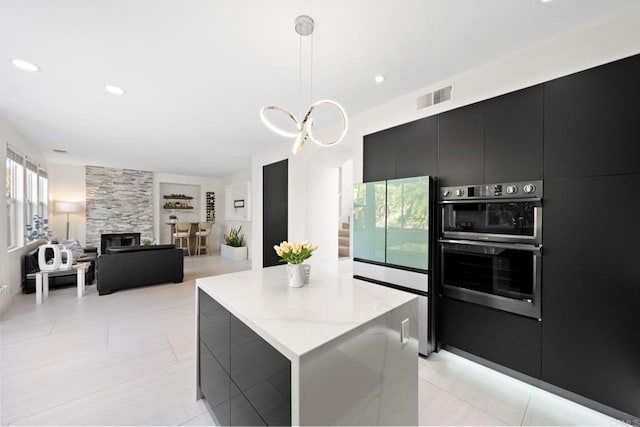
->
[[439, 197, 542, 204], [438, 239, 542, 253]]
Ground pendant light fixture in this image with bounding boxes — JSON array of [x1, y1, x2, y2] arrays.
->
[[260, 15, 348, 154]]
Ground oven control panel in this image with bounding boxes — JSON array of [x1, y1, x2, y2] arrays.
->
[[441, 180, 543, 200]]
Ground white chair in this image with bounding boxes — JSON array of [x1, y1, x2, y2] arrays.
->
[[173, 222, 191, 256], [195, 222, 213, 255]]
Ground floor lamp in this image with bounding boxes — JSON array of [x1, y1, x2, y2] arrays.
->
[[55, 201, 81, 240]]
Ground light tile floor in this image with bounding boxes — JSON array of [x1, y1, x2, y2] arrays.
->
[[0, 255, 629, 426]]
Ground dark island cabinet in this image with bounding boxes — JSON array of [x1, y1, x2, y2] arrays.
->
[[363, 116, 437, 182], [544, 54, 640, 180], [484, 85, 543, 183], [198, 290, 292, 426], [437, 102, 484, 187], [542, 175, 640, 418]]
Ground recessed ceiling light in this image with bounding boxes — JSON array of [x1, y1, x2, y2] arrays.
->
[[104, 85, 125, 96], [374, 75, 386, 83], [53, 149, 67, 154], [11, 58, 40, 72]]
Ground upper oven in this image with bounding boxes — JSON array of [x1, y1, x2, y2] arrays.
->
[[441, 180, 543, 244]]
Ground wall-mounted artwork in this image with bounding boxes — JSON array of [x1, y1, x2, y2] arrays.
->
[[234, 199, 245, 208], [206, 192, 215, 222]]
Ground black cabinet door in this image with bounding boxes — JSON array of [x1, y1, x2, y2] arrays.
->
[[439, 297, 542, 378], [544, 54, 640, 179], [263, 160, 288, 267], [395, 116, 438, 179], [485, 85, 543, 183], [363, 129, 395, 182], [542, 175, 640, 417], [263, 159, 288, 202], [230, 313, 291, 426], [438, 103, 485, 186]]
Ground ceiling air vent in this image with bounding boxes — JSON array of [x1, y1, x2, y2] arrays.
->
[[417, 85, 453, 110]]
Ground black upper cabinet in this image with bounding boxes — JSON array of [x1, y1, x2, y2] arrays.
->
[[395, 116, 438, 179], [485, 85, 543, 183], [544, 54, 640, 179], [542, 175, 640, 418], [438, 103, 484, 186], [363, 130, 395, 182], [363, 116, 437, 182]]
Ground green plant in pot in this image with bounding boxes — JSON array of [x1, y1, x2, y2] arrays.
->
[[221, 226, 247, 261], [224, 226, 245, 247]]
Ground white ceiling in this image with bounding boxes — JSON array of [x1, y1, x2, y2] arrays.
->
[[0, 0, 637, 177]]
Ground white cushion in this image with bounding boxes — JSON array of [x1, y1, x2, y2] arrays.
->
[[173, 232, 190, 238], [195, 231, 210, 236]]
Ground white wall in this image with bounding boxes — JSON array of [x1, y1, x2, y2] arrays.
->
[[0, 117, 50, 313], [250, 5, 640, 274], [48, 163, 86, 246]]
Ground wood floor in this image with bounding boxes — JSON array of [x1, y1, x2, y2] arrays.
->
[[1, 256, 624, 426]]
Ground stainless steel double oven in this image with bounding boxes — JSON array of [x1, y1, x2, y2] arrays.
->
[[439, 181, 543, 319]]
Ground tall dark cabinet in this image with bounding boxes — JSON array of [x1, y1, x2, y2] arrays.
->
[[541, 54, 640, 419], [263, 159, 288, 267]]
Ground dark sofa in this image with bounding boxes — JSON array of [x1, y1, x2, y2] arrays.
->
[[96, 244, 184, 295], [22, 245, 97, 294]]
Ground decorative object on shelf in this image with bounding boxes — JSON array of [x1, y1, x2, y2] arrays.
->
[[168, 214, 178, 224], [206, 191, 215, 222], [221, 226, 247, 260], [233, 199, 245, 208], [273, 240, 317, 287], [163, 194, 193, 199], [163, 201, 193, 209], [25, 215, 51, 241], [38, 241, 62, 271], [55, 201, 81, 240], [259, 15, 348, 154]]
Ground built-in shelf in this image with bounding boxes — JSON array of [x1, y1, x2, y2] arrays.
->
[[163, 206, 194, 210], [163, 195, 194, 200]]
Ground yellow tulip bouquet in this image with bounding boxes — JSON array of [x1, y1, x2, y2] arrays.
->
[[273, 240, 318, 264]]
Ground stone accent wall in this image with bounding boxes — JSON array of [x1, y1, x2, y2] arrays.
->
[[85, 166, 154, 248]]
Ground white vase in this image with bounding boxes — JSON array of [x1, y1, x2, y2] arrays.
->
[[287, 263, 311, 288], [60, 248, 73, 270], [38, 242, 62, 271]]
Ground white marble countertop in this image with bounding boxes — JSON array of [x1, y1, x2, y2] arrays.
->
[[196, 265, 417, 361]]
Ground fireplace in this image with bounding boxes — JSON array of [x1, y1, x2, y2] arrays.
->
[[100, 233, 141, 254]]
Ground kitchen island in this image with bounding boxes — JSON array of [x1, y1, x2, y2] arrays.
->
[[196, 265, 418, 426]]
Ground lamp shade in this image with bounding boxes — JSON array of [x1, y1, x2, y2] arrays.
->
[[55, 201, 81, 213]]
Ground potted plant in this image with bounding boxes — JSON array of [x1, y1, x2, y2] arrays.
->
[[221, 226, 247, 260], [273, 240, 318, 287]]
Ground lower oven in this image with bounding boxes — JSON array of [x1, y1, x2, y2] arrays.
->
[[439, 239, 542, 320]]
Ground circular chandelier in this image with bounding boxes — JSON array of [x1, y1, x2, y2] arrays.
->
[[259, 15, 348, 154]]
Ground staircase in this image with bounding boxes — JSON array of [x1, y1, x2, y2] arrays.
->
[[338, 222, 350, 258]]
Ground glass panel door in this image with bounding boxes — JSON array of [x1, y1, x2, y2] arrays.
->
[[386, 177, 430, 270], [353, 181, 386, 263]]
